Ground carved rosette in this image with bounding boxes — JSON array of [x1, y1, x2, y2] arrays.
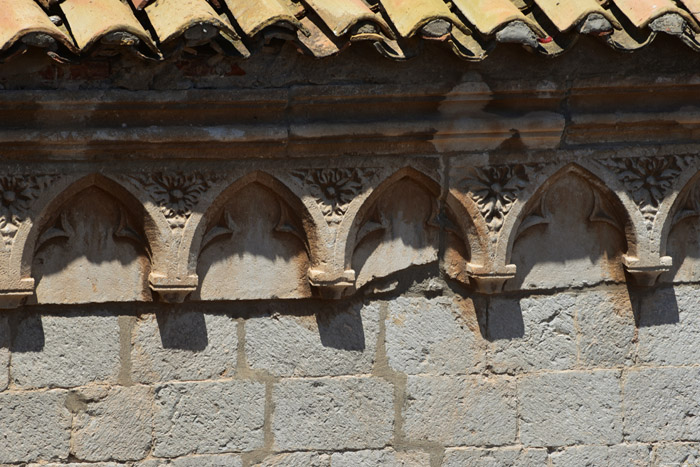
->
[[0, 175, 57, 250], [134, 172, 211, 229], [600, 156, 689, 225], [293, 168, 375, 225], [460, 164, 531, 232]]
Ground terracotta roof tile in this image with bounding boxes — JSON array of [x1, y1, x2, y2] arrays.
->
[[60, 0, 159, 57], [3, 0, 700, 63], [146, 0, 238, 45], [0, 0, 76, 57], [223, 0, 304, 37], [378, 0, 467, 38], [452, 0, 544, 37]]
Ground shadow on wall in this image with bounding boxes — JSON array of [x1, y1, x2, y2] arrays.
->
[[155, 310, 208, 351]]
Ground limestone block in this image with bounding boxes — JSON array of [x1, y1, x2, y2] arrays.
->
[[0, 390, 71, 464], [245, 301, 377, 377], [30, 464, 123, 467], [549, 445, 650, 466], [170, 454, 244, 467], [403, 375, 516, 446], [272, 377, 393, 451], [638, 285, 700, 365], [487, 294, 576, 373], [574, 287, 636, 368], [623, 367, 700, 442], [137, 456, 243, 467], [255, 452, 330, 467], [385, 296, 485, 375], [131, 312, 237, 383], [442, 447, 548, 467], [330, 449, 430, 467], [0, 314, 9, 391], [153, 380, 266, 457], [519, 370, 623, 446], [653, 443, 700, 466], [71, 386, 153, 462], [11, 312, 121, 388]]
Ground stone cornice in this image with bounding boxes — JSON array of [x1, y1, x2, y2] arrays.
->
[[1, 77, 699, 160]]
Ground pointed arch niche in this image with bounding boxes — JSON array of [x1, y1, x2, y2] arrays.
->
[[29, 177, 152, 304], [505, 165, 629, 291], [193, 174, 312, 300]]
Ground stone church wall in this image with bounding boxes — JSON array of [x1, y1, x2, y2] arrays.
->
[[1, 41, 700, 466]]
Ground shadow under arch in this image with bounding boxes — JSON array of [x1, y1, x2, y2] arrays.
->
[[17, 173, 165, 283], [503, 162, 638, 270], [659, 168, 700, 262], [343, 166, 485, 288], [183, 170, 323, 281], [497, 161, 653, 292]]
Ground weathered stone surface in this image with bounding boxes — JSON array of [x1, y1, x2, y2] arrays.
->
[[246, 301, 377, 377], [487, 294, 576, 373], [137, 456, 243, 467], [331, 449, 430, 467], [11, 312, 121, 388], [403, 375, 516, 446], [638, 285, 700, 365], [131, 312, 237, 383], [153, 380, 265, 457], [273, 377, 393, 451], [653, 443, 700, 466], [30, 463, 123, 467], [256, 452, 330, 467], [575, 288, 636, 368], [442, 447, 548, 467], [0, 390, 71, 464], [549, 445, 650, 466], [623, 367, 700, 442], [170, 454, 244, 467], [507, 173, 626, 291], [71, 386, 153, 462], [519, 370, 622, 446], [385, 296, 484, 375], [0, 314, 9, 391], [32, 186, 151, 304]]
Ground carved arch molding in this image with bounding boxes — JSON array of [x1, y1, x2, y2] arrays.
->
[[1, 154, 699, 308]]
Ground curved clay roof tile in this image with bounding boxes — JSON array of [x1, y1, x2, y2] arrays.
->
[[145, 0, 239, 44]]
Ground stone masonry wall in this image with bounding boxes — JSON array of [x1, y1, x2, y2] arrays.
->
[[3, 40, 700, 467], [2, 280, 700, 466]]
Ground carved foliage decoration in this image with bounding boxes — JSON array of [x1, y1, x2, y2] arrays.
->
[[600, 156, 688, 224], [0, 175, 58, 249], [292, 169, 376, 225], [460, 164, 531, 232], [134, 172, 211, 229]]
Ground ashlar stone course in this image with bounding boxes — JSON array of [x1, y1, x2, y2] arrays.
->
[[487, 293, 576, 373], [623, 367, 700, 442], [0, 390, 71, 464], [519, 370, 623, 446], [246, 301, 377, 377], [11, 312, 121, 388], [402, 375, 517, 446], [153, 380, 266, 457], [131, 311, 237, 383], [442, 447, 548, 467], [385, 296, 485, 375], [272, 377, 394, 451], [71, 385, 153, 462]]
